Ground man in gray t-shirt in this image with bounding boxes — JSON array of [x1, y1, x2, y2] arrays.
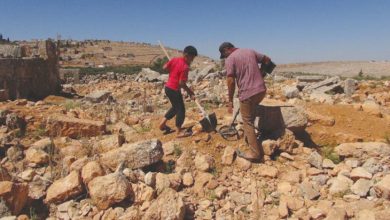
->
[[219, 42, 272, 162]]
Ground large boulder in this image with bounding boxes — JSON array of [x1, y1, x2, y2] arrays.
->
[[85, 90, 111, 103], [45, 171, 83, 204], [0, 181, 28, 215], [88, 172, 133, 210], [135, 68, 161, 82], [46, 114, 106, 138], [256, 103, 307, 134], [143, 188, 185, 220], [302, 76, 341, 93], [100, 139, 163, 171], [335, 142, 390, 158]]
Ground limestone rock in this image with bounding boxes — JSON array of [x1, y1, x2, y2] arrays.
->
[[194, 154, 215, 172], [100, 139, 163, 171], [81, 161, 104, 184], [329, 175, 353, 195], [85, 90, 111, 103], [143, 188, 185, 220], [221, 146, 235, 165], [262, 139, 278, 156], [374, 174, 390, 199], [25, 148, 49, 165], [93, 134, 125, 154], [299, 181, 320, 200], [0, 181, 28, 215], [350, 167, 372, 181], [88, 172, 133, 210], [308, 151, 323, 169], [362, 101, 382, 117], [182, 172, 194, 187], [256, 103, 308, 133], [235, 157, 252, 171], [45, 171, 83, 204], [46, 114, 106, 138], [283, 86, 300, 99], [351, 179, 373, 197], [335, 142, 390, 158], [255, 164, 278, 178]]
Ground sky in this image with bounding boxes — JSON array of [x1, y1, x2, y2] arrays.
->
[[0, 0, 389, 64]]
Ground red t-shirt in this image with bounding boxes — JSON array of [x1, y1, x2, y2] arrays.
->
[[165, 57, 189, 91]]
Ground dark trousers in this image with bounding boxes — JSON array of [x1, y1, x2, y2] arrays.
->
[[164, 86, 185, 128]]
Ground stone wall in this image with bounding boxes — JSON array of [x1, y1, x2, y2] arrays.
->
[[0, 41, 61, 101]]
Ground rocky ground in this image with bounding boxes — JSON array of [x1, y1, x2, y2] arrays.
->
[[1, 66, 390, 220]]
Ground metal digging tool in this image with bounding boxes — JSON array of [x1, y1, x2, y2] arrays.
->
[[195, 99, 217, 132], [219, 108, 243, 140]]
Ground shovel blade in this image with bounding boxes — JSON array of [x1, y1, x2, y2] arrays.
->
[[199, 112, 217, 132]]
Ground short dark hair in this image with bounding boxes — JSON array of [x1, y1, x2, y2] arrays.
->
[[184, 45, 198, 56], [219, 42, 235, 59]]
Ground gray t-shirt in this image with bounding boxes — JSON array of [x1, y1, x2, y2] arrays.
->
[[225, 48, 266, 101]]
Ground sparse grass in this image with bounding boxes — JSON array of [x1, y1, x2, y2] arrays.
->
[[164, 160, 175, 174], [209, 167, 218, 177], [136, 123, 152, 133], [173, 144, 182, 157], [208, 190, 217, 201], [70, 65, 144, 76], [32, 123, 47, 138], [333, 190, 351, 198], [321, 145, 341, 164], [64, 100, 81, 111], [30, 207, 38, 220]]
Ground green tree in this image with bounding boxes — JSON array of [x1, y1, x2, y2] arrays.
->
[[151, 57, 169, 74]]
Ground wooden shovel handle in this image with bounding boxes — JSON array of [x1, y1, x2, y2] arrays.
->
[[158, 40, 171, 60]]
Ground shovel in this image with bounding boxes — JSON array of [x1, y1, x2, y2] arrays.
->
[[195, 99, 217, 132]]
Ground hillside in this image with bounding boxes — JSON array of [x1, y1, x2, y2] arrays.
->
[[56, 40, 215, 69], [276, 61, 390, 78]]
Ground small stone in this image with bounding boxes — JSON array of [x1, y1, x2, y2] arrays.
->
[[144, 172, 157, 187], [221, 146, 235, 165], [309, 207, 326, 220], [255, 164, 278, 178], [345, 159, 360, 168], [351, 179, 373, 197], [322, 159, 336, 169], [235, 157, 251, 171], [356, 209, 376, 220], [81, 161, 104, 184], [324, 207, 346, 220], [195, 154, 215, 172], [374, 174, 390, 199], [182, 173, 194, 187], [329, 175, 353, 195], [88, 172, 133, 210], [277, 182, 292, 195], [308, 151, 323, 169], [262, 139, 278, 156], [350, 167, 372, 181], [25, 148, 49, 165], [215, 187, 228, 199], [280, 152, 294, 160], [299, 181, 320, 200]]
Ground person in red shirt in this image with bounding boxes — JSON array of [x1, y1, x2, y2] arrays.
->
[[159, 46, 197, 138]]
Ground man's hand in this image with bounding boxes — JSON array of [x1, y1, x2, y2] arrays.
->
[[227, 101, 233, 114]]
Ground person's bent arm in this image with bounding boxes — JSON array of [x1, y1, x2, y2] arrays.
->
[[227, 76, 235, 113]]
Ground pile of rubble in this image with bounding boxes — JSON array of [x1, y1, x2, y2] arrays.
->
[[0, 66, 390, 219]]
